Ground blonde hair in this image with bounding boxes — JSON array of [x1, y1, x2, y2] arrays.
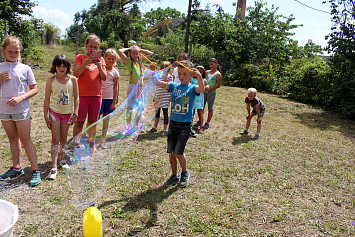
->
[[104, 48, 119, 67], [128, 45, 141, 80], [85, 33, 101, 45], [248, 88, 257, 95], [2, 36, 23, 50], [178, 60, 193, 69], [160, 61, 171, 70]]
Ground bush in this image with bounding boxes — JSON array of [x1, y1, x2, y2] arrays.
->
[[225, 63, 275, 91], [276, 57, 332, 105]]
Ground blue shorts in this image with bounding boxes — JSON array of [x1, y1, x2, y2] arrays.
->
[[100, 99, 114, 115], [0, 110, 31, 121], [167, 120, 191, 155]]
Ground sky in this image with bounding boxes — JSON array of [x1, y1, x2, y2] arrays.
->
[[32, 0, 333, 48]]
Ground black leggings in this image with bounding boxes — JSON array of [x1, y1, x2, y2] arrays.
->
[[155, 108, 169, 124]]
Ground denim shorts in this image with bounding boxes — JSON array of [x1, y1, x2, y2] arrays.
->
[[252, 109, 266, 118], [0, 110, 31, 121], [167, 120, 191, 155]]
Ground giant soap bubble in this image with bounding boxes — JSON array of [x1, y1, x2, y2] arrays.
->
[[64, 62, 173, 209]]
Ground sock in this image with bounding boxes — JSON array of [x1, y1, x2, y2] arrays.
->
[[12, 166, 21, 170], [245, 129, 248, 132], [32, 169, 39, 173], [256, 132, 260, 136]]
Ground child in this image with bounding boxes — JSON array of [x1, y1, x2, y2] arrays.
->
[[239, 88, 266, 140], [0, 36, 41, 186], [202, 58, 222, 129], [156, 60, 205, 188], [118, 45, 153, 127], [171, 53, 188, 83], [150, 61, 172, 136], [99, 48, 120, 148], [44, 55, 79, 180], [192, 66, 207, 134], [73, 34, 106, 147]]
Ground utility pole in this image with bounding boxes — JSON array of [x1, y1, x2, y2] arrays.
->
[[185, 0, 193, 54]]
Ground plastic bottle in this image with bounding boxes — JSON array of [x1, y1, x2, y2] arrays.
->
[[83, 202, 103, 237]]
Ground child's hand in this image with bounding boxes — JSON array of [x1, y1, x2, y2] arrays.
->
[[45, 117, 52, 130], [7, 95, 23, 107], [191, 68, 201, 78], [110, 103, 116, 111], [205, 85, 210, 93], [68, 114, 77, 125], [150, 62, 157, 70], [0, 72, 10, 83]]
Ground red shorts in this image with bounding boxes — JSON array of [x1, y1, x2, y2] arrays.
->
[[49, 108, 71, 123], [77, 96, 102, 122]]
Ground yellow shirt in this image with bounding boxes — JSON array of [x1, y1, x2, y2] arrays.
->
[[49, 77, 74, 114]]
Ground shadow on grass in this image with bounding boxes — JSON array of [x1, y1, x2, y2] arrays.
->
[[137, 131, 163, 142], [0, 161, 52, 190], [293, 111, 355, 138], [99, 185, 179, 235], [232, 136, 252, 145]]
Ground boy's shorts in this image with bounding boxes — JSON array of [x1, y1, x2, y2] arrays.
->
[[49, 108, 71, 123], [100, 99, 114, 115], [77, 96, 102, 122], [0, 110, 31, 121], [252, 109, 266, 118], [167, 120, 191, 155]]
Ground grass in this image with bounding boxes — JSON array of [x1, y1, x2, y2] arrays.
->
[[0, 45, 354, 236]]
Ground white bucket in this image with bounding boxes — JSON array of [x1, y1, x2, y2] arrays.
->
[[0, 200, 19, 237]]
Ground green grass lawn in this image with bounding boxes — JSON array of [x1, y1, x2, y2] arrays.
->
[[0, 45, 354, 236]]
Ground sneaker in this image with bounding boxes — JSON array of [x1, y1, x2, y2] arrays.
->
[[239, 130, 249, 135], [163, 175, 179, 187], [190, 129, 197, 137], [202, 122, 210, 129], [0, 167, 24, 181], [59, 160, 70, 169], [30, 170, 42, 187], [179, 171, 189, 188], [193, 122, 200, 128], [149, 127, 157, 133], [252, 134, 260, 140], [161, 131, 167, 136], [199, 128, 204, 134], [47, 169, 57, 180]]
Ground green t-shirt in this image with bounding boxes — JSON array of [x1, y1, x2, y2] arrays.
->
[[207, 72, 218, 93], [127, 58, 141, 84]]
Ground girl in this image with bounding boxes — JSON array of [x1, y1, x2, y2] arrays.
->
[[73, 34, 106, 147], [44, 55, 79, 180], [192, 66, 207, 134], [149, 61, 172, 136], [118, 45, 153, 128], [99, 48, 120, 149], [0, 36, 41, 186], [202, 58, 222, 129]]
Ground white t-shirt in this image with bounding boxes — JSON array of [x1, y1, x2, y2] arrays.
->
[[102, 68, 120, 99], [171, 67, 181, 84], [0, 61, 36, 114]]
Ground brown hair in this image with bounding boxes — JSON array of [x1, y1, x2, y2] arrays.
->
[[2, 36, 23, 50], [160, 61, 171, 70], [209, 58, 222, 73], [85, 33, 101, 45], [178, 60, 193, 69], [49, 54, 71, 74]]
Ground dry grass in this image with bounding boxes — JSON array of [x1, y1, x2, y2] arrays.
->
[[0, 45, 354, 236]]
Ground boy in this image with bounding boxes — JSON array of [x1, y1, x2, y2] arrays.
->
[[239, 88, 266, 140], [156, 60, 205, 188]]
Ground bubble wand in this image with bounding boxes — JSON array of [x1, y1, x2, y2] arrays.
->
[[175, 61, 193, 72], [141, 54, 155, 66]]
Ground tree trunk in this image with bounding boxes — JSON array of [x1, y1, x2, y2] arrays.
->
[[185, 0, 193, 53], [4, 21, 8, 38]]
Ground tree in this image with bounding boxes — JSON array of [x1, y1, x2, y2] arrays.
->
[[144, 7, 182, 28], [0, 0, 35, 37], [325, 0, 355, 118]]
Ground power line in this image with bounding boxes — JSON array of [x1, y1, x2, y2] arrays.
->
[[293, 0, 331, 14]]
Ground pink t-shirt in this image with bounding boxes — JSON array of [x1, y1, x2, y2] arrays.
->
[[0, 61, 36, 114], [102, 68, 119, 99], [74, 54, 106, 97]]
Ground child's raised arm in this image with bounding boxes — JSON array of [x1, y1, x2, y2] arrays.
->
[[191, 68, 205, 93], [118, 48, 129, 64]]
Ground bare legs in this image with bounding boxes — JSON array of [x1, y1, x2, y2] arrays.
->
[[169, 153, 187, 176], [1, 119, 38, 170]]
